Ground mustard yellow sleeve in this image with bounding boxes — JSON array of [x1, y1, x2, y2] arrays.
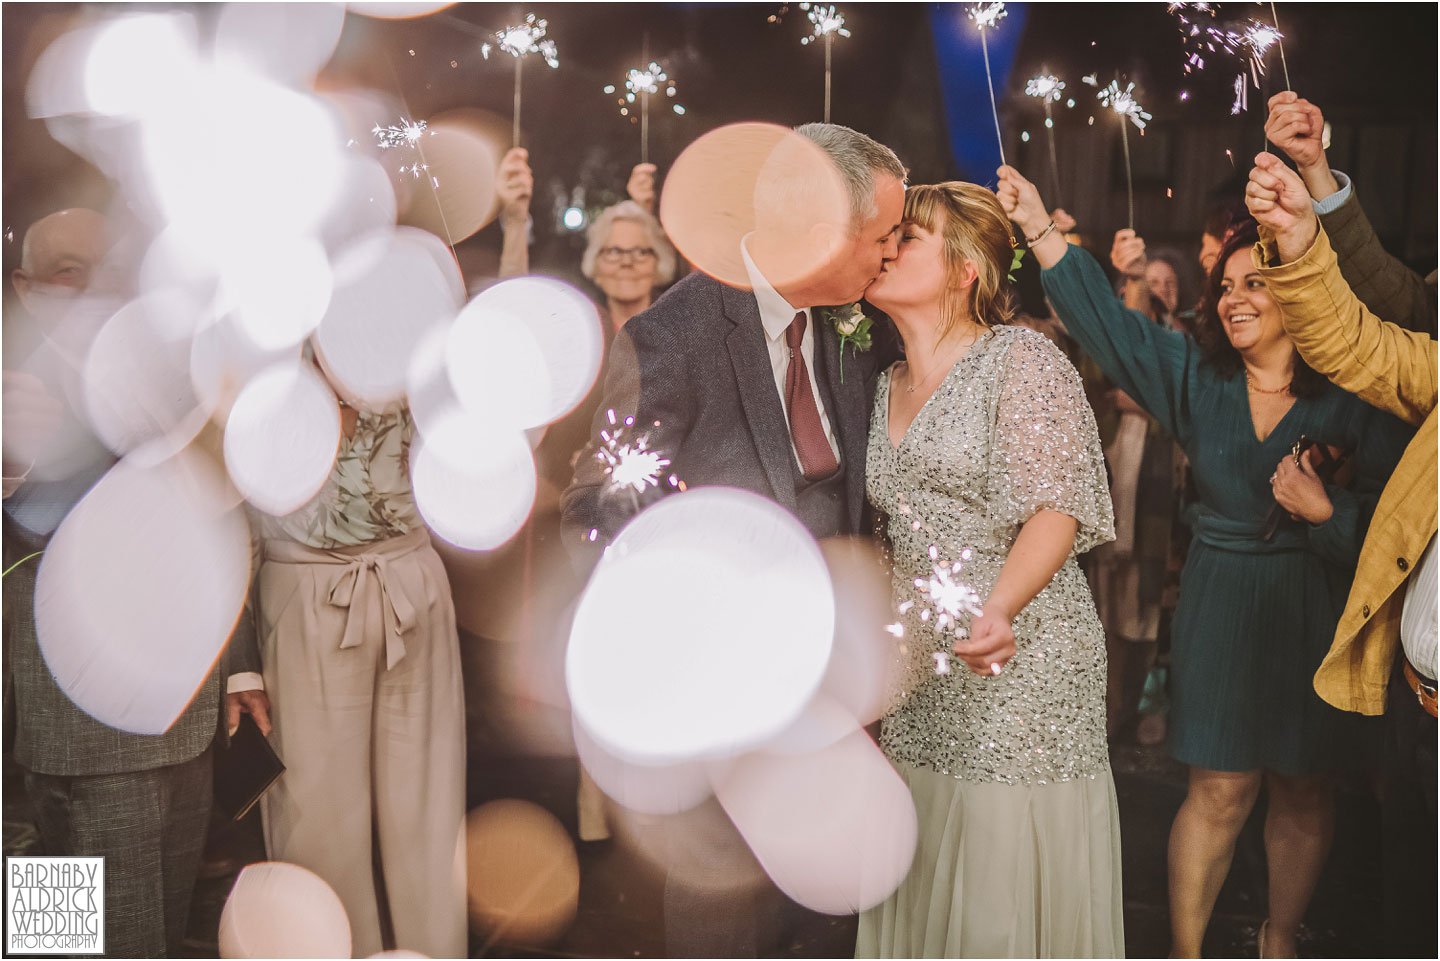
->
[[1253, 225, 1437, 428]]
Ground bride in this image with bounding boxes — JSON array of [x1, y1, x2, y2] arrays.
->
[[855, 182, 1124, 958]]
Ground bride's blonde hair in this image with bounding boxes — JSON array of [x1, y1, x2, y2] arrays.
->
[[903, 181, 1017, 337]]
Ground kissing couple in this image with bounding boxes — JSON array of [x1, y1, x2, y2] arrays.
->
[[562, 122, 1122, 959]]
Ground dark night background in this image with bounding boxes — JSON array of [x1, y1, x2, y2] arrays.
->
[[4, 2, 1436, 295]]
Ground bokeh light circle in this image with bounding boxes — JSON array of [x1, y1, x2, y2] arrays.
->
[[223, 362, 341, 517], [572, 717, 712, 816], [713, 728, 918, 915], [218, 861, 352, 959], [34, 452, 250, 735], [659, 122, 849, 290], [447, 277, 602, 431], [465, 800, 579, 946], [410, 410, 536, 551], [567, 488, 835, 766], [314, 229, 460, 408]]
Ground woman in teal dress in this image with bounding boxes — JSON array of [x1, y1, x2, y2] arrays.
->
[[998, 166, 1413, 958]]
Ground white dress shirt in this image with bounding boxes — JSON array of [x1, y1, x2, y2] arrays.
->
[[1401, 534, 1437, 680], [739, 238, 841, 471]]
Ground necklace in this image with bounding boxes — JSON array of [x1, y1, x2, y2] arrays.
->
[[1245, 371, 1292, 395]]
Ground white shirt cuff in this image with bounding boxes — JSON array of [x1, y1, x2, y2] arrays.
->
[[226, 672, 265, 694], [1312, 170, 1352, 216]]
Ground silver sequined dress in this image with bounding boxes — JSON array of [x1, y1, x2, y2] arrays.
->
[[856, 325, 1125, 959]]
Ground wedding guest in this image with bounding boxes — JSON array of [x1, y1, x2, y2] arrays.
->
[[999, 165, 1413, 959], [4, 209, 255, 958], [230, 350, 466, 959], [1246, 150, 1438, 959]]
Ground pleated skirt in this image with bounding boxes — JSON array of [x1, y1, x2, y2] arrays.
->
[[1166, 541, 1376, 775], [856, 762, 1125, 959]]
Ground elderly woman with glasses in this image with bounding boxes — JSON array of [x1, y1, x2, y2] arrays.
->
[[581, 198, 679, 334]]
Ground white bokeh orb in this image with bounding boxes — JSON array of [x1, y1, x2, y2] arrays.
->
[[223, 362, 341, 517], [567, 488, 835, 766]]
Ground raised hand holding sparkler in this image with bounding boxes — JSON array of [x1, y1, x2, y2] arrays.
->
[[481, 13, 559, 147], [1097, 79, 1151, 231], [968, 2, 1009, 166]]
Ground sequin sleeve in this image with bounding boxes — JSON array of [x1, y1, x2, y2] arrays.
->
[[989, 327, 1116, 555], [1041, 243, 1199, 446]]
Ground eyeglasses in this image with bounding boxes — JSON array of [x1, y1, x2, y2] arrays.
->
[[597, 246, 657, 265]]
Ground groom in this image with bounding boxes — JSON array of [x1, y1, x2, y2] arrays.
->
[[561, 123, 905, 956], [561, 122, 905, 549]]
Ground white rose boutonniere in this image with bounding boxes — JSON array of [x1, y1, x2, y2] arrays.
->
[[827, 302, 872, 383]]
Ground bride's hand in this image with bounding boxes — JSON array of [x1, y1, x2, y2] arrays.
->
[[954, 605, 1017, 677], [995, 166, 1049, 238]]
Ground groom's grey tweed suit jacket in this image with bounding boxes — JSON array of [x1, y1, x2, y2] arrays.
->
[[561, 270, 888, 552]]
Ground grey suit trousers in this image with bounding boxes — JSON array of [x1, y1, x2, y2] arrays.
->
[[23, 749, 212, 958]]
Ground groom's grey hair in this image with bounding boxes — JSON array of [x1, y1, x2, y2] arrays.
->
[[793, 123, 907, 228]]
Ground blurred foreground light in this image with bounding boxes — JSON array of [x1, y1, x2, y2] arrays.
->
[[83, 13, 200, 118], [465, 800, 579, 947], [224, 363, 341, 517], [814, 537, 902, 727], [410, 410, 536, 550], [139, 66, 344, 252], [315, 229, 460, 408], [572, 718, 712, 815], [347, 1, 456, 18], [214, 2, 345, 88], [713, 727, 917, 915], [34, 452, 250, 735], [82, 291, 202, 456], [320, 154, 400, 255], [190, 314, 300, 423], [398, 117, 498, 244], [218, 861, 352, 959], [659, 122, 848, 291], [562, 206, 585, 231], [220, 237, 334, 351], [446, 277, 602, 432], [567, 488, 834, 766]]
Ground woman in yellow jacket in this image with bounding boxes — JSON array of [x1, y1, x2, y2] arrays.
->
[[1247, 149, 1437, 960]]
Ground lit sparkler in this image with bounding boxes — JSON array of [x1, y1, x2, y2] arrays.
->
[[968, 2, 1008, 166], [603, 62, 684, 163], [480, 13, 559, 147], [1097, 80, 1150, 231], [1025, 72, 1066, 204], [892, 500, 986, 677], [595, 409, 677, 499], [372, 117, 430, 150], [793, 3, 852, 123]]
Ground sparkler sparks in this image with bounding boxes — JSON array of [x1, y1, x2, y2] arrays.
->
[[1097, 80, 1151, 130], [1024, 74, 1065, 103], [967, 2, 1007, 30], [480, 13, 559, 67], [371, 117, 430, 150], [595, 409, 675, 496], [799, 3, 851, 43]]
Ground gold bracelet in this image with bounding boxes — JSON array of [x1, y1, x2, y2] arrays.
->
[[1025, 221, 1057, 247]]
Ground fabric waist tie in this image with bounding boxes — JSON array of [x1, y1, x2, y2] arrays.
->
[[262, 528, 431, 670], [1190, 511, 1307, 554]]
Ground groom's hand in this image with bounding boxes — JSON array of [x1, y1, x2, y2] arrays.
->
[[954, 605, 1016, 677], [995, 165, 1049, 238]]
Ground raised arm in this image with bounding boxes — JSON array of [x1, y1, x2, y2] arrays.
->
[[996, 165, 1195, 442], [1265, 92, 1435, 334], [1246, 152, 1438, 426]]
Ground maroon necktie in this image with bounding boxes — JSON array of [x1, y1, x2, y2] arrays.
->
[[785, 312, 840, 480]]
